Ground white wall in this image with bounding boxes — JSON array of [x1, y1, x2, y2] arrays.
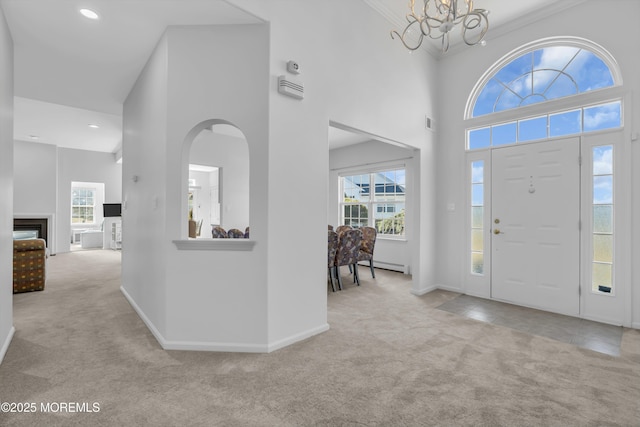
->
[[57, 148, 122, 253], [14, 140, 56, 214], [13, 141, 122, 254], [121, 33, 170, 339], [0, 5, 13, 365], [435, 0, 640, 326], [187, 170, 211, 229], [329, 139, 415, 272]]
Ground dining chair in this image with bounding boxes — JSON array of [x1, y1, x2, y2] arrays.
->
[[227, 228, 245, 238], [334, 228, 362, 290], [327, 230, 339, 292], [357, 226, 377, 278], [212, 226, 228, 238], [335, 225, 351, 235]]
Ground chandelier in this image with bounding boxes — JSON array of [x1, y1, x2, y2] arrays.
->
[[391, 0, 489, 53]]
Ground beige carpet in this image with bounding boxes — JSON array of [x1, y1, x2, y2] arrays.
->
[[1, 250, 639, 426]]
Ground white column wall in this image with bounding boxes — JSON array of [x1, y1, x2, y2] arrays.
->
[[0, 5, 13, 364], [163, 24, 270, 349], [435, 1, 640, 326], [121, 34, 170, 339]]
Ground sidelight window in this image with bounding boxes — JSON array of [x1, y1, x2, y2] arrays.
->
[[592, 145, 614, 294], [470, 161, 484, 274]]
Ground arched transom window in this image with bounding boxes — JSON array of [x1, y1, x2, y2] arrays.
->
[[465, 38, 622, 150], [473, 46, 615, 117]]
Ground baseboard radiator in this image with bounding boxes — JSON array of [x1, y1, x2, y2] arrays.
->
[[359, 260, 408, 274]]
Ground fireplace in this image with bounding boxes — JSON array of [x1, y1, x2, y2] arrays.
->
[[13, 214, 54, 254], [13, 218, 48, 245]]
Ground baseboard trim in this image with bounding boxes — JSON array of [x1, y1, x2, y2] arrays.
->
[[162, 340, 268, 353], [268, 323, 330, 353], [435, 284, 463, 293], [120, 286, 169, 348], [120, 286, 329, 353], [0, 326, 15, 365], [631, 322, 640, 330], [411, 285, 437, 296]]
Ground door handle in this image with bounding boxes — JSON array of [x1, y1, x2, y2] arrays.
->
[[493, 228, 504, 235]]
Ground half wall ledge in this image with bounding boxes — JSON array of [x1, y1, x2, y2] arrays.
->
[[173, 239, 255, 251]]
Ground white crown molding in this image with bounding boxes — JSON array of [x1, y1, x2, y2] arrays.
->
[[481, 0, 589, 45]]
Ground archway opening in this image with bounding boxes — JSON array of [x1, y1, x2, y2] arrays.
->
[[183, 120, 249, 239]]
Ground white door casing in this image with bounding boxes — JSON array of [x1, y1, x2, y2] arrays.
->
[[491, 138, 580, 316]]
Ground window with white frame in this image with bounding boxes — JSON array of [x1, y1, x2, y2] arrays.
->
[[467, 41, 622, 151], [340, 168, 406, 237], [592, 145, 614, 294], [71, 187, 97, 224], [470, 160, 484, 275]]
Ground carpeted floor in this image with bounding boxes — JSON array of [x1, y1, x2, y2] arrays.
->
[[1, 250, 639, 426]]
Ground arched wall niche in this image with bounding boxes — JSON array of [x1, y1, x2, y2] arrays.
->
[[180, 118, 250, 242]]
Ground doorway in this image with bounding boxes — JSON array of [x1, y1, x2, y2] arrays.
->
[[491, 137, 580, 316]]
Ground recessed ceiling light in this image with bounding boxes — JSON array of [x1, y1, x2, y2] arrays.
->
[[80, 8, 99, 20], [88, 124, 100, 129]]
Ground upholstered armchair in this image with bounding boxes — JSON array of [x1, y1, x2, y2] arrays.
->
[[13, 238, 47, 293], [327, 230, 339, 292], [357, 226, 377, 278], [334, 228, 362, 290]]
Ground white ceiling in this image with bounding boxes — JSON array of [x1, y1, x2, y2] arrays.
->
[[1, 0, 586, 154], [2, 0, 262, 153]]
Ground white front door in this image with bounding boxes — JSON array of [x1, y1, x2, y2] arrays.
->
[[491, 138, 580, 316]]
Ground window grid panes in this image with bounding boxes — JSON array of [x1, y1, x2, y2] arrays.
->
[[71, 188, 96, 224], [467, 100, 621, 150], [472, 46, 615, 118], [592, 145, 614, 294], [470, 161, 484, 275], [340, 169, 405, 237]]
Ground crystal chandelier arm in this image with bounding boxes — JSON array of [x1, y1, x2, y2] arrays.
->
[[391, 0, 489, 52], [460, 10, 488, 46], [390, 18, 425, 51]]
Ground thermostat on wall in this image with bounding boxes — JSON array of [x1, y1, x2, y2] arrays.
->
[[287, 60, 301, 74]]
